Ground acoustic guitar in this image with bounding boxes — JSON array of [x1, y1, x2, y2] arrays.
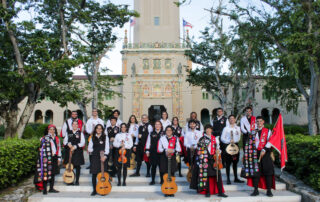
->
[[63, 149, 75, 184], [186, 147, 194, 183], [96, 151, 112, 195], [161, 154, 178, 195]]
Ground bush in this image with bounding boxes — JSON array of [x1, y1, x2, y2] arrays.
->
[[0, 125, 4, 139], [35, 124, 49, 138], [265, 124, 308, 135], [22, 126, 36, 139], [0, 138, 39, 190], [21, 123, 49, 139]]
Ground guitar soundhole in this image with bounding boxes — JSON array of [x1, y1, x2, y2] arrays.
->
[[101, 177, 106, 182]]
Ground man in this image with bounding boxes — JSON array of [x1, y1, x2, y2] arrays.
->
[[184, 120, 203, 168], [242, 116, 275, 197], [61, 111, 84, 138], [220, 115, 243, 184], [105, 117, 120, 177], [240, 106, 256, 152], [131, 114, 153, 177], [185, 112, 203, 132], [106, 110, 122, 128], [211, 108, 229, 137]]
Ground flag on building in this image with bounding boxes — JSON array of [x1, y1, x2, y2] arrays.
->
[[130, 18, 136, 26], [268, 113, 288, 171], [183, 18, 193, 28]]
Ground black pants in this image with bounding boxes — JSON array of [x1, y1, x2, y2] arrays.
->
[[252, 175, 273, 190], [224, 155, 239, 181], [43, 175, 55, 193], [135, 160, 150, 175], [92, 174, 97, 192], [108, 148, 117, 176], [151, 164, 160, 183], [117, 164, 128, 184], [74, 165, 81, 183]]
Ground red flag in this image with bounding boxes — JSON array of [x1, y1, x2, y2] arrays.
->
[[268, 113, 288, 171]]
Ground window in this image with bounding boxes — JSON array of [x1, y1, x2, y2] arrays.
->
[[105, 94, 113, 100], [165, 59, 172, 69], [143, 59, 149, 69], [212, 94, 217, 100], [154, 17, 160, 26], [153, 59, 161, 69], [202, 92, 209, 100]]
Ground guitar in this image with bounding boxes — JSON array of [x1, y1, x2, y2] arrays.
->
[[186, 146, 194, 182], [226, 131, 240, 156], [96, 151, 112, 195], [161, 154, 178, 195], [63, 149, 75, 184]]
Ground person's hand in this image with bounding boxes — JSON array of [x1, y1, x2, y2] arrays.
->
[[146, 153, 150, 157], [110, 137, 115, 142], [260, 150, 266, 159], [58, 159, 61, 166], [167, 149, 174, 154], [133, 147, 136, 152], [138, 134, 142, 139], [68, 143, 72, 149], [101, 156, 107, 162]]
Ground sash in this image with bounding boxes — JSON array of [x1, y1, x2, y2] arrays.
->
[[257, 128, 269, 151], [168, 137, 176, 150], [243, 133, 259, 177], [250, 116, 256, 131]]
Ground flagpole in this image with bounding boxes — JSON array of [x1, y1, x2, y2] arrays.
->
[[183, 19, 185, 44], [129, 23, 131, 44]]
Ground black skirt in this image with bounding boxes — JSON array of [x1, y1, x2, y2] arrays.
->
[[114, 148, 131, 167], [190, 157, 218, 190], [63, 147, 85, 166], [159, 152, 177, 174], [149, 151, 160, 166], [135, 145, 144, 162], [90, 154, 108, 174], [52, 156, 60, 175]]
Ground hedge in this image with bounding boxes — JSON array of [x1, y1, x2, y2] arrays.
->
[[265, 124, 308, 134], [22, 123, 49, 139], [282, 134, 320, 191], [0, 138, 39, 190]]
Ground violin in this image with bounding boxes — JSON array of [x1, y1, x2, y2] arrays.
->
[[118, 141, 127, 164], [213, 149, 223, 182]]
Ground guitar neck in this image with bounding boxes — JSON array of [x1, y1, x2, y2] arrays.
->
[[168, 155, 172, 180], [68, 150, 72, 171]]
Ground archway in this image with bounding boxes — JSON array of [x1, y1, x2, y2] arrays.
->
[[272, 108, 280, 123], [261, 108, 270, 124], [34, 110, 43, 123], [148, 105, 166, 125], [201, 108, 210, 125], [63, 110, 71, 121], [45, 110, 53, 124]]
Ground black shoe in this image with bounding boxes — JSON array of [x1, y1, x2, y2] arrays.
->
[[179, 173, 183, 177], [250, 189, 259, 196], [164, 194, 168, 197], [205, 192, 210, 197], [146, 173, 151, 177], [122, 182, 126, 186], [169, 194, 174, 197], [218, 193, 228, 197], [149, 181, 155, 185], [74, 182, 79, 186], [130, 173, 140, 177], [91, 191, 97, 196], [111, 174, 116, 177], [67, 183, 74, 186], [86, 166, 90, 169], [43, 190, 47, 195], [117, 182, 121, 186], [227, 179, 231, 185], [48, 189, 59, 193], [160, 181, 164, 184], [266, 190, 273, 197], [234, 178, 244, 183]]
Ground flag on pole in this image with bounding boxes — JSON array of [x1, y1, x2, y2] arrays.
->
[[268, 113, 288, 171], [183, 18, 193, 28], [130, 18, 136, 26]]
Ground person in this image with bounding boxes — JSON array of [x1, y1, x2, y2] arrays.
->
[[211, 108, 229, 137], [88, 124, 109, 196], [34, 125, 61, 195], [184, 120, 203, 166], [106, 110, 122, 128], [190, 125, 228, 198], [242, 116, 275, 197], [63, 120, 85, 185], [171, 117, 184, 177], [185, 112, 203, 132], [85, 108, 104, 169], [127, 115, 139, 144], [131, 114, 153, 177], [145, 120, 164, 185], [61, 110, 84, 138], [157, 126, 182, 197], [113, 123, 133, 186], [160, 111, 171, 129], [220, 115, 243, 184], [240, 106, 256, 152], [105, 116, 120, 177]]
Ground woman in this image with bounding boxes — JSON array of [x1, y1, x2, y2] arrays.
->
[[160, 111, 171, 130], [171, 117, 184, 177], [63, 120, 85, 185], [88, 124, 109, 196], [190, 125, 227, 198], [34, 124, 61, 195], [127, 115, 139, 143], [158, 126, 182, 197], [145, 120, 164, 185], [113, 123, 133, 186]]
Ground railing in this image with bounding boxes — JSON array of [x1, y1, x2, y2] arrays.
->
[[123, 42, 188, 49]]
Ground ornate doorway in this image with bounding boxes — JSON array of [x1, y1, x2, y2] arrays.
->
[[148, 105, 166, 125]]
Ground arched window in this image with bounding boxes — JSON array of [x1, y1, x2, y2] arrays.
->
[[272, 108, 280, 123], [261, 108, 270, 124], [34, 110, 43, 123], [63, 110, 71, 121], [45, 110, 53, 124], [201, 108, 210, 125]]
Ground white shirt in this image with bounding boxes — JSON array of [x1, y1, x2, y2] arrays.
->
[[86, 117, 104, 134], [61, 118, 84, 137], [145, 130, 162, 152], [106, 119, 122, 128], [157, 136, 182, 153], [128, 123, 139, 138], [160, 119, 171, 130], [184, 129, 203, 148], [134, 123, 153, 145], [185, 120, 204, 132], [113, 132, 133, 149], [240, 115, 256, 134], [63, 130, 85, 149], [88, 134, 110, 155], [221, 125, 241, 144]]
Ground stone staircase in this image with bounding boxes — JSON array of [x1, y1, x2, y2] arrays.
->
[[28, 157, 301, 202]]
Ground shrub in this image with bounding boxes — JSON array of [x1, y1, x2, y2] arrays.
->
[[35, 124, 49, 138], [22, 126, 36, 139], [264, 124, 308, 135], [0, 138, 39, 190]]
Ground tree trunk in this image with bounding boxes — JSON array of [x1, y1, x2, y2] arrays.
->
[[4, 105, 18, 139], [307, 73, 319, 135], [77, 101, 88, 123], [16, 97, 37, 138]]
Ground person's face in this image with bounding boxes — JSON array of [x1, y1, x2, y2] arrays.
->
[[162, 112, 167, 120], [130, 116, 135, 123], [190, 122, 196, 129], [121, 125, 127, 133], [173, 118, 178, 126], [246, 109, 252, 117], [142, 116, 148, 123], [205, 128, 212, 136], [229, 116, 236, 124], [48, 127, 55, 135], [71, 112, 78, 119], [92, 110, 98, 117], [166, 128, 173, 137], [191, 113, 197, 120], [72, 122, 78, 130], [96, 126, 103, 134], [257, 119, 264, 128], [111, 119, 116, 126], [155, 122, 161, 130], [113, 112, 119, 118], [217, 109, 223, 117]]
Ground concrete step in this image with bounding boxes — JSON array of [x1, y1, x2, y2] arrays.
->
[[28, 190, 301, 202], [51, 181, 287, 192]]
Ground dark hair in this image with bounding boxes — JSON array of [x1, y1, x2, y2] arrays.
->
[[161, 111, 168, 120], [113, 109, 120, 116], [120, 123, 128, 132], [154, 120, 163, 132], [92, 124, 105, 141], [171, 117, 180, 127], [256, 116, 264, 120], [72, 120, 78, 125], [245, 106, 253, 111], [92, 108, 98, 112], [165, 125, 174, 133], [204, 124, 213, 134], [72, 110, 78, 113], [44, 126, 58, 136], [110, 116, 117, 121], [127, 115, 138, 125], [217, 107, 223, 111], [190, 112, 197, 119], [228, 114, 235, 119], [188, 119, 197, 128]]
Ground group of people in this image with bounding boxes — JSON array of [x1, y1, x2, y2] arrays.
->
[[34, 106, 276, 198]]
